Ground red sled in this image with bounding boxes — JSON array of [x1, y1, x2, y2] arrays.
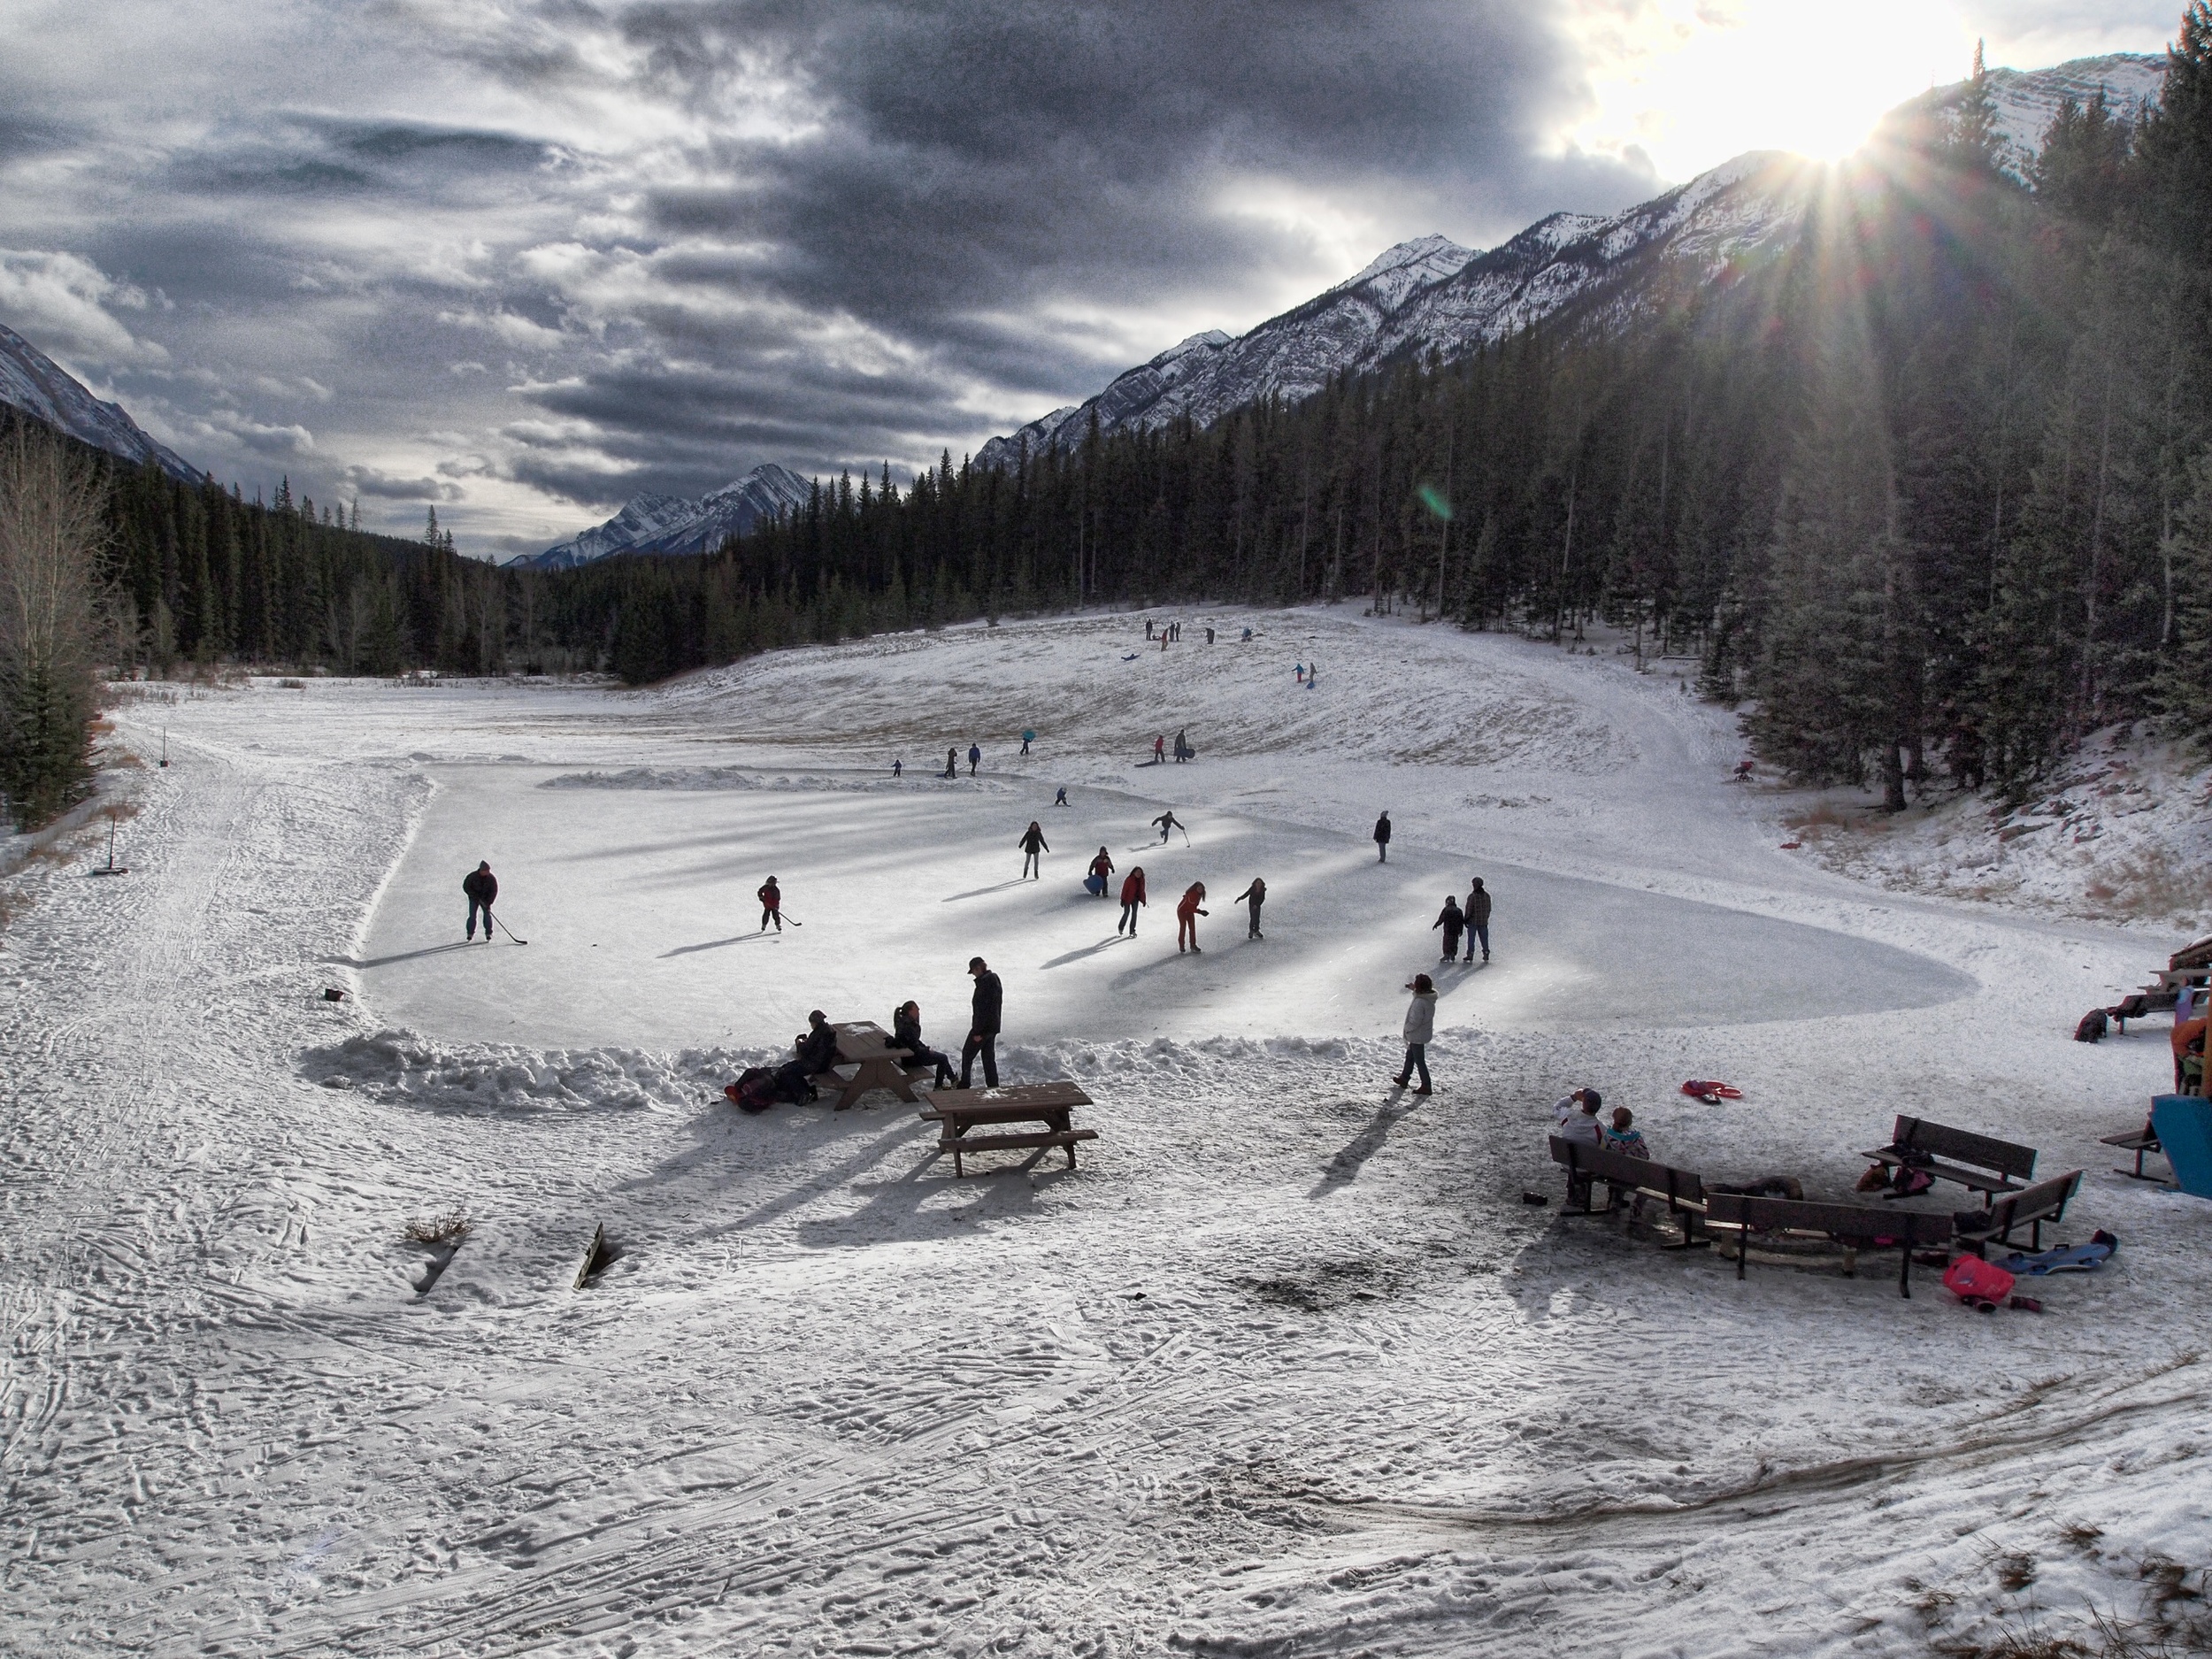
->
[[1681, 1079, 1744, 1102], [1942, 1255, 2017, 1310]]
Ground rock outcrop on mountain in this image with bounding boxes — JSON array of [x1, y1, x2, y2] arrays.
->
[[0, 322, 200, 481], [509, 464, 813, 569]]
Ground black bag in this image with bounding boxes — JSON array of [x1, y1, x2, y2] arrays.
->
[[2073, 1008, 2108, 1043], [726, 1066, 780, 1114], [772, 1060, 818, 1104]]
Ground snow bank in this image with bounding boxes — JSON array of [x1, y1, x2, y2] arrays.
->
[[304, 1028, 771, 1112]]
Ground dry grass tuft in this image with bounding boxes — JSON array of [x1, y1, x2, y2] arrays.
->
[[402, 1212, 473, 1247]]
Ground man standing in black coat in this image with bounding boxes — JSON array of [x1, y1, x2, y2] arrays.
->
[[1373, 812, 1392, 863], [463, 861, 497, 941], [959, 956, 1002, 1088]]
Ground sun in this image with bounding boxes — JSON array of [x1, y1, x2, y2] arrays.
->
[[1568, 0, 1979, 178]]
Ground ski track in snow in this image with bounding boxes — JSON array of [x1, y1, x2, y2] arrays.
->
[[4, 608, 2209, 1657]]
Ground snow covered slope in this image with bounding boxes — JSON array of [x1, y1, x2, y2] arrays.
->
[[511, 462, 811, 568], [978, 53, 2166, 465], [0, 321, 200, 481]]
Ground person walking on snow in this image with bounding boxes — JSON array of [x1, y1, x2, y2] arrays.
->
[[1018, 820, 1050, 879], [967, 743, 981, 777], [959, 956, 1002, 1089], [1433, 895, 1464, 962], [1464, 877, 1492, 962], [1233, 876, 1266, 938], [1118, 867, 1147, 935], [757, 876, 783, 933], [1172, 726, 1190, 762], [1153, 734, 1166, 764], [944, 746, 959, 779], [463, 861, 498, 941], [1088, 847, 1116, 895], [1152, 808, 1183, 844], [892, 1001, 956, 1089], [1021, 728, 1035, 756], [1176, 882, 1208, 953], [1373, 811, 1392, 863], [1394, 973, 1436, 1094]]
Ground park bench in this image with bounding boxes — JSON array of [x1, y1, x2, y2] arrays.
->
[[2101, 1116, 2169, 1182], [921, 1082, 1099, 1177], [1705, 1193, 1954, 1298], [1860, 1115, 2036, 1204], [1548, 1136, 1709, 1248], [1955, 1169, 2085, 1256], [818, 1021, 935, 1111]]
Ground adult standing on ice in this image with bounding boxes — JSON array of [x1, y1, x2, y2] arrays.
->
[[1176, 882, 1208, 953], [1373, 811, 1392, 863], [1118, 866, 1147, 934], [757, 875, 783, 933], [1394, 973, 1436, 1094], [1432, 895, 1464, 962], [1463, 877, 1491, 962], [1232, 876, 1265, 938], [463, 861, 497, 942], [1018, 820, 1050, 879], [960, 956, 1002, 1089]]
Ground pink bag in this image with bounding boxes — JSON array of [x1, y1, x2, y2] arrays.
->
[[1942, 1256, 2017, 1309]]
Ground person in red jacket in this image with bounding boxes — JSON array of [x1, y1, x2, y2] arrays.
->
[[1176, 881, 1208, 953], [1118, 866, 1147, 935]]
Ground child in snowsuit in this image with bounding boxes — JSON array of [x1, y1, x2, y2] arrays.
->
[[757, 877, 782, 933], [1089, 848, 1115, 895], [1018, 821, 1049, 879], [1232, 877, 1265, 937], [1118, 868, 1147, 934], [1432, 895, 1463, 961], [892, 1001, 956, 1089], [463, 861, 497, 941], [1176, 883, 1208, 953], [1395, 973, 1435, 1093]]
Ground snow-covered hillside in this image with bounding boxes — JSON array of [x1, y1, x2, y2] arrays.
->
[[6, 609, 2208, 1656], [0, 321, 200, 481], [511, 462, 811, 568], [979, 54, 2166, 466]]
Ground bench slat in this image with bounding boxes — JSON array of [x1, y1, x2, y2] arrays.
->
[[939, 1129, 1098, 1153]]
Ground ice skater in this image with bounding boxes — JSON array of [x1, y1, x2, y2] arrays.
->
[[1464, 877, 1491, 962], [1087, 847, 1116, 896], [1176, 882, 1208, 953], [959, 956, 1002, 1089], [1054, 785, 1069, 807], [463, 860, 498, 941], [1018, 820, 1049, 879], [1394, 973, 1436, 1094], [1372, 810, 1392, 863], [1152, 808, 1184, 844], [892, 1000, 956, 1089], [1118, 866, 1146, 934], [757, 875, 783, 933], [1432, 894, 1464, 962], [1232, 876, 1265, 938]]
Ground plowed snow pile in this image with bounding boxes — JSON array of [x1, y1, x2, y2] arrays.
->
[[4, 607, 2208, 1658]]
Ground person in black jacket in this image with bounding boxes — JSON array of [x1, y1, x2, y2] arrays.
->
[[463, 861, 497, 941], [1018, 820, 1049, 879], [959, 956, 1002, 1088], [1464, 877, 1492, 962], [795, 1010, 841, 1076], [1373, 812, 1392, 863], [892, 1001, 956, 1088], [1432, 895, 1464, 962]]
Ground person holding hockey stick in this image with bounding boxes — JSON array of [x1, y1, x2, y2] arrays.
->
[[463, 861, 498, 942], [757, 876, 784, 933]]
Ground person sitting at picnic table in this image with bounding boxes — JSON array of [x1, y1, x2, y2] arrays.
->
[[891, 1000, 956, 1088], [1552, 1087, 1603, 1145], [2176, 1015, 2208, 1094], [795, 1010, 841, 1076]]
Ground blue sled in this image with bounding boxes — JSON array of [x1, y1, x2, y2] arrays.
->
[[2149, 1094, 2212, 1200]]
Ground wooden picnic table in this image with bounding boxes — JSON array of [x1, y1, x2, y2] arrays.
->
[[919, 1082, 1098, 1176], [823, 1021, 931, 1111]]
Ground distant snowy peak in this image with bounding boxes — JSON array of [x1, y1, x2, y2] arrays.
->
[[0, 322, 200, 482], [1897, 52, 2165, 180], [1329, 234, 1479, 308], [512, 464, 811, 569]]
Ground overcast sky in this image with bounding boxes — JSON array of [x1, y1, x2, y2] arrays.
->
[[0, 0, 2180, 557]]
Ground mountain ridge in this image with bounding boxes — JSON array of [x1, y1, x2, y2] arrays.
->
[[0, 323, 201, 483], [506, 463, 813, 568]]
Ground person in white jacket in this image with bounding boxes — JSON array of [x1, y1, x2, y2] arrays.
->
[[1394, 972, 1437, 1094]]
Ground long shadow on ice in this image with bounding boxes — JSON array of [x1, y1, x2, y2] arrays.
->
[[330, 941, 480, 969], [659, 933, 776, 958], [1041, 935, 1133, 970], [1310, 1096, 1421, 1198]]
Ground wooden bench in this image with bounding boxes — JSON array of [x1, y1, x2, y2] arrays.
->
[[2107, 987, 2178, 1033], [820, 1021, 935, 1111], [1957, 1170, 2084, 1256], [1705, 1193, 1954, 1298], [1860, 1115, 2036, 1204], [921, 1082, 1099, 1177], [1548, 1136, 1708, 1248], [2102, 1118, 2170, 1182]]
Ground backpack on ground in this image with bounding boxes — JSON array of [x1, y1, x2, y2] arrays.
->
[[725, 1067, 780, 1114], [2073, 1008, 2108, 1042]]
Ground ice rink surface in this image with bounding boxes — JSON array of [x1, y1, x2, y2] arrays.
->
[[5, 608, 2208, 1659]]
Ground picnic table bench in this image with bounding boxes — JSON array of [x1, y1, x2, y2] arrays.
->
[[821, 1021, 933, 1111], [2102, 1118, 2169, 1182], [921, 1082, 1098, 1177], [1956, 1170, 2084, 1256], [1548, 1136, 1709, 1248], [1861, 1115, 2036, 1204], [1705, 1193, 1954, 1298]]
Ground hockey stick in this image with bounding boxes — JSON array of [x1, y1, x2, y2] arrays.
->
[[495, 914, 528, 945], [776, 913, 804, 927]]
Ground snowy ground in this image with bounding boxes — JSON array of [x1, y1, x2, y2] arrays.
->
[[4, 606, 2209, 1657]]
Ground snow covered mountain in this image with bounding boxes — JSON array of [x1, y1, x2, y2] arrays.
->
[[978, 52, 2164, 467], [511, 464, 813, 569], [0, 322, 200, 481]]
